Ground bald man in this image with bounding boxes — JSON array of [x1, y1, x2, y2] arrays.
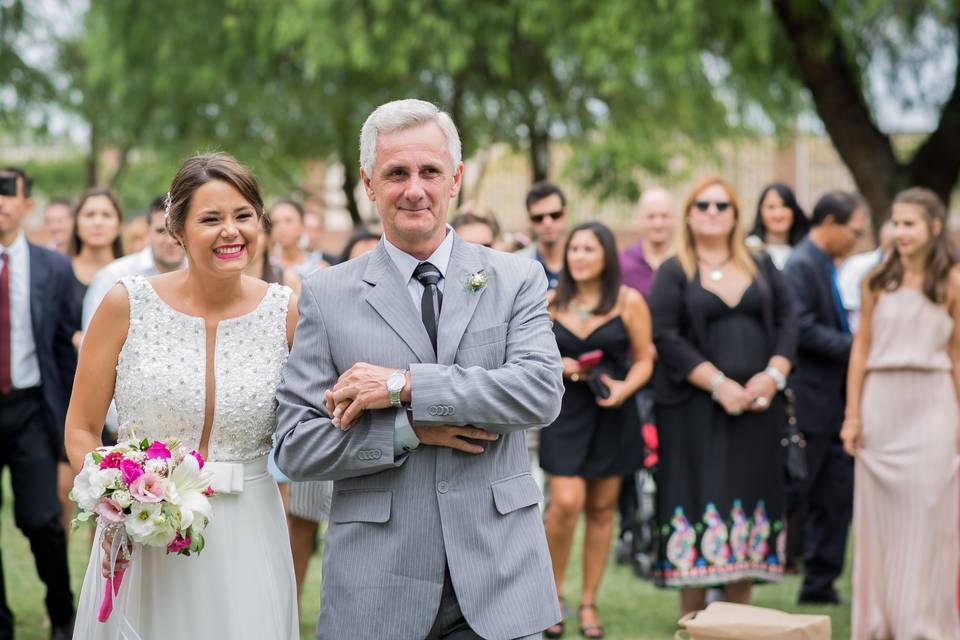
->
[[619, 187, 675, 296]]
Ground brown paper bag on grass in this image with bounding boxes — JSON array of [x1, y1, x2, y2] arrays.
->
[[676, 602, 831, 640]]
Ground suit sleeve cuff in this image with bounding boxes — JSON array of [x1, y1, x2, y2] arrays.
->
[[394, 407, 420, 456]]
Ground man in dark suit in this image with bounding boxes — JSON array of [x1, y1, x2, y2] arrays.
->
[[0, 167, 76, 640], [783, 190, 867, 605]]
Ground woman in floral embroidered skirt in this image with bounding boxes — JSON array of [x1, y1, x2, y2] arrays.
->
[[647, 177, 797, 615]]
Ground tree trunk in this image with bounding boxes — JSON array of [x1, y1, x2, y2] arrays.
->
[[771, 0, 905, 237], [85, 119, 99, 187], [341, 163, 361, 227], [528, 124, 550, 183]]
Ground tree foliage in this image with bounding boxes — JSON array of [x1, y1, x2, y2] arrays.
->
[[6, 0, 960, 230]]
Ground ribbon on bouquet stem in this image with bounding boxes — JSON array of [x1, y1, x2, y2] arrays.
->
[[96, 525, 143, 640]]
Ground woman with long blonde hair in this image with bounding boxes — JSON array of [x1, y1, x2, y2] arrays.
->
[[647, 176, 797, 614]]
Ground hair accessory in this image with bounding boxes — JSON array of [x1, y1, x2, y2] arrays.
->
[[163, 191, 173, 222]]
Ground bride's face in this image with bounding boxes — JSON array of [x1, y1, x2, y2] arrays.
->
[[179, 180, 260, 275]]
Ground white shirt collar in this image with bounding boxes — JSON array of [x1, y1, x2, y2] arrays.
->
[[0, 230, 28, 258], [383, 226, 455, 284]]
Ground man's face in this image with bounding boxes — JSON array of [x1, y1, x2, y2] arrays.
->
[[456, 222, 495, 248], [361, 122, 463, 250], [0, 174, 32, 238], [528, 193, 566, 246], [44, 203, 74, 249], [829, 207, 868, 258], [636, 192, 675, 247], [147, 210, 185, 271]]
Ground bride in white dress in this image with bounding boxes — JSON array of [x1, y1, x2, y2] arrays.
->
[[65, 153, 299, 639]]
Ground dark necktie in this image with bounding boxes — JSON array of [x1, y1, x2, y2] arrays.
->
[[413, 262, 443, 355], [0, 252, 11, 394]]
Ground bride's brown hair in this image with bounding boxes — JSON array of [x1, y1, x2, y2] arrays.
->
[[165, 153, 264, 242], [868, 187, 955, 303]]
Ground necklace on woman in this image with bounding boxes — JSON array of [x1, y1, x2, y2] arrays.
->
[[570, 300, 593, 322], [698, 255, 731, 282]]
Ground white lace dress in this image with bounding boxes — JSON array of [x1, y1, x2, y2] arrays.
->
[[74, 275, 298, 639]]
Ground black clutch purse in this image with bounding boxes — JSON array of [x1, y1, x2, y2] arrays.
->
[[584, 371, 611, 400], [780, 387, 808, 483]]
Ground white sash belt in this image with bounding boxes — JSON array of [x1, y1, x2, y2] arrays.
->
[[204, 456, 269, 494]]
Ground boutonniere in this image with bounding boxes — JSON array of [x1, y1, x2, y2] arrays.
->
[[464, 269, 491, 293]]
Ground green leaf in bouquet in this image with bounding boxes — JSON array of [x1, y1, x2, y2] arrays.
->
[[91, 452, 103, 464], [140, 438, 150, 450]]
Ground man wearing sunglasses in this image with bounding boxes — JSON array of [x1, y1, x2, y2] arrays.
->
[[516, 182, 567, 290]]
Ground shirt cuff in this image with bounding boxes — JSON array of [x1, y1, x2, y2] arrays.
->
[[394, 407, 420, 456]]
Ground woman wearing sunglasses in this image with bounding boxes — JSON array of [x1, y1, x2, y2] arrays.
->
[[647, 176, 797, 615]]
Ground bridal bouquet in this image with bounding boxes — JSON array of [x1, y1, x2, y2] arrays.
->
[[70, 437, 216, 622]]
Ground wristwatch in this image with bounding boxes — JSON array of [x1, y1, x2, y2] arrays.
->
[[387, 369, 407, 407]]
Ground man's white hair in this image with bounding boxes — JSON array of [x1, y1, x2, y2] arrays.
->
[[359, 99, 462, 177]]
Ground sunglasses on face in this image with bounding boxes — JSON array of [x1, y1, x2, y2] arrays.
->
[[529, 210, 564, 224], [693, 200, 731, 213]]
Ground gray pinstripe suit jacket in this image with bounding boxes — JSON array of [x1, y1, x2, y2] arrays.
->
[[275, 234, 564, 640]]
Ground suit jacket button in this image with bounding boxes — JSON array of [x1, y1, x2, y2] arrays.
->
[[437, 481, 449, 494]]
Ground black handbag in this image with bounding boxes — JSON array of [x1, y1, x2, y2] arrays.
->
[[780, 387, 808, 483]]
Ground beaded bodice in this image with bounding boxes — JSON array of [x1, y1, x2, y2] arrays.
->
[[114, 275, 291, 462]]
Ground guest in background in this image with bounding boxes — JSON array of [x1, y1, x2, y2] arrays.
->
[[541, 222, 654, 639], [516, 181, 568, 290], [517, 182, 570, 494], [82, 195, 185, 330], [838, 220, 893, 332], [43, 198, 73, 254], [337, 227, 382, 264], [648, 176, 796, 615], [69, 188, 124, 348], [842, 188, 960, 639], [269, 198, 326, 278], [746, 183, 810, 270], [302, 209, 339, 265], [244, 211, 301, 293], [0, 167, 76, 640], [620, 187, 676, 296], [615, 186, 675, 565], [120, 213, 148, 255], [783, 190, 867, 605], [451, 210, 498, 248]]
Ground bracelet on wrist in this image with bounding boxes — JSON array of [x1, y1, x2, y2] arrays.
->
[[709, 372, 726, 399], [764, 366, 787, 391]]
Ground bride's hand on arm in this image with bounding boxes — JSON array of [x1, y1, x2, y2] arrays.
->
[[66, 285, 129, 474]]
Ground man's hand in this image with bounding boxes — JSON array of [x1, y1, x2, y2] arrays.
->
[[413, 425, 499, 454], [326, 363, 410, 430]]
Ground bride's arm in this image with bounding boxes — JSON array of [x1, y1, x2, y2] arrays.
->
[[65, 284, 130, 474]]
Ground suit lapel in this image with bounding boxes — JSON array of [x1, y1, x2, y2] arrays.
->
[[27, 243, 47, 340], [362, 244, 436, 364], [437, 236, 486, 365]]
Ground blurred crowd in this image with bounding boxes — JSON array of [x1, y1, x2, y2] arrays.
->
[[1, 164, 958, 639]]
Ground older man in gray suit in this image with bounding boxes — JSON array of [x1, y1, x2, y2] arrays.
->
[[275, 99, 564, 640]]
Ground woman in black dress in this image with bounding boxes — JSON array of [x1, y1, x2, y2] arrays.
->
[[541, 222, 654, 638], [647, 176, 797, 615]]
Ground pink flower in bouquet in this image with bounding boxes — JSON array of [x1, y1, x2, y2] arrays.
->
[[144, 441, 172, 461], [188, 450, 205, 470], [166, 532, 191, 554], [99, 451, 124, 470], [202, 486, 215, 497], [129, 472, 167, 503], [93, 497, 126, 523], [120, 459, 144, 485]]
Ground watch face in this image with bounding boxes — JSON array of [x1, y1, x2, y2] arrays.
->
[[388, 371, 405, 392]]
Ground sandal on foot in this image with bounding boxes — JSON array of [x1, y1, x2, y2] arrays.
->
[[544, 597, 566, 638], [578, 604, 605, 639]]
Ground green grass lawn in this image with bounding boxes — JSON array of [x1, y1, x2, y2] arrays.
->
[[2, 471, 850, 639]]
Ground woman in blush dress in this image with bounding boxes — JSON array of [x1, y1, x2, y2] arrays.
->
[[842, 187, 960, 640], [66, 153, 299, 639]]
